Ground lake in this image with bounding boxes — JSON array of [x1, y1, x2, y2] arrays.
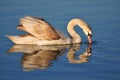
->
[[0, 0, 120, 80]]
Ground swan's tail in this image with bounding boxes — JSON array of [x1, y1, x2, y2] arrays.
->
[[6, 34, 40, 44], [6, 35, 21, 44]]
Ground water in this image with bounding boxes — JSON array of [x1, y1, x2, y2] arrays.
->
[[0, 0, 120, 80]]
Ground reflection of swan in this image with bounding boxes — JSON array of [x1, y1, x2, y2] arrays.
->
[[8, 45, 69, 71], [7, 16, 92, 45], [21, 50, 63, 71], [8, 44, 92, 71]]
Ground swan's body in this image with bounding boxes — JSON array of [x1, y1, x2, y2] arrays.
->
[[7, 16, 92, 45]]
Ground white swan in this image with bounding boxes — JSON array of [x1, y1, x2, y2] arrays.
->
[[7, 16, 92, 45]]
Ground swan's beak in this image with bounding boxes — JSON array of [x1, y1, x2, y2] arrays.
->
[[87, 34, 92, 44]]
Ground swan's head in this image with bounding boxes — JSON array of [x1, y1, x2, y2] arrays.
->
[[83, 27, 92, 44]]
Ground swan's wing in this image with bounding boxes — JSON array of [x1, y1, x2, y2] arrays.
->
[[17, 16, 61, 40], [55, 29, 67, 40]]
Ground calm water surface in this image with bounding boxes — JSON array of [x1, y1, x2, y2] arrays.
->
[[0, 0, 120, 80]]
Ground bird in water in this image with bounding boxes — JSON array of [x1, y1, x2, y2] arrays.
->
[[7, 16, 92, 45]]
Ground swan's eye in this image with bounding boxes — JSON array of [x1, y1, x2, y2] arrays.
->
[[88, 33, 92, 37]]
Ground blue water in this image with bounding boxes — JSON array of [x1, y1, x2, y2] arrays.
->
[[0, 0, 120, 80]]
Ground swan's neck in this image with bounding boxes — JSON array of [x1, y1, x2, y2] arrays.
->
[[67, 18, 88, 43]]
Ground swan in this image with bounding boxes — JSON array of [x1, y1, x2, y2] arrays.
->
[[7, 16, 92, 45]]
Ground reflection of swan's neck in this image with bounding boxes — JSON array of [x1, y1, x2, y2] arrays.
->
[[67, 44, 92, 64], [67, 18, 89, 43]]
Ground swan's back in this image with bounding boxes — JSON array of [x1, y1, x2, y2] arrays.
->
[[18, 16, 61, 40]]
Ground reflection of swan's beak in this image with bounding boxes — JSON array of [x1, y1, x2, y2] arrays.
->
[[87, 35, 92, 44]]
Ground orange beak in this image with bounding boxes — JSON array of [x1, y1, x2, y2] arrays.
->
[[87, 35, 92, 44]]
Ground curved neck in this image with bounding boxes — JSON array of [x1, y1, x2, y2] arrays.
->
[[67, 18, 89, 43]]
